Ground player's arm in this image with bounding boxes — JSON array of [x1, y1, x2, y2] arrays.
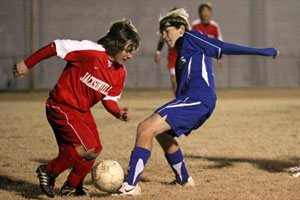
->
[[214, 22, 224, 67], [187, 31, 279, 59], [13, 42, 57, 80], [221, 42, 280, 58], [102, 74, 131, 121], [155, 37, 165, 64], [102, 99, 131, 121]]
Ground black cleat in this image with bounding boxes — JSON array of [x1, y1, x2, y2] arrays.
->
[[61, 181, 89, 196], [168, 176, 195, 187], [75, 181, 89, 196], [36, 165, 57, 198]]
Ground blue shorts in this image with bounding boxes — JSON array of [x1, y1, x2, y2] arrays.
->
[[155, 96, 213, 137]]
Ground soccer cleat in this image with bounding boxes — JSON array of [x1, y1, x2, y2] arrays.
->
[[61, 181, 89, 196], [288, 166, 300, 177], [36, 165, 57, 198], [288, 166, 300, 173], [168, 176, 195, 187], [75, 182, 89, 196], [291, 171, 300, 178], [112, 182, 142, 196]]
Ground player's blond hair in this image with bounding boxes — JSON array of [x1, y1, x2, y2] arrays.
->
[[159, 8, 191, 32]]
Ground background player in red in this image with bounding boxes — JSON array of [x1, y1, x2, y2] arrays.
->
[[13, 19, 140, 198], [191, 2, 224, 67], [155, 8, 179, 96]]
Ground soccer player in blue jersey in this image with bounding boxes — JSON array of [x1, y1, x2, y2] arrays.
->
[[115, 8, 280, 195]]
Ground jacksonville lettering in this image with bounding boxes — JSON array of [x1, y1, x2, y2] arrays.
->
[[80, 72, 112, 95]]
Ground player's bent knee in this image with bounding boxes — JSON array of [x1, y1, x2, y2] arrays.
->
[[81, 147, 96, 158], [137, 121, 155, 138], [84, 151, 100, 161]]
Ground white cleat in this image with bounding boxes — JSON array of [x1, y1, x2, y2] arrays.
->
[[112, 182, 141, 196], [169, 176, 195, 187], [291, 171, 300, 178], [288, 166, 300, 177], [184, 177, 195, 187], [288, 166, 300, 173]]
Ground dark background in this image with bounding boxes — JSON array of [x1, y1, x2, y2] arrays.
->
[[1, 0, 299, 90]]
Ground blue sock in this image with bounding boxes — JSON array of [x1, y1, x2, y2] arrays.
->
[[125, 147, 151, 186], [165, 148, 189, 183]]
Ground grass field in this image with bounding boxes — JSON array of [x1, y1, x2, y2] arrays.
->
[[1, 89, 300, 200]]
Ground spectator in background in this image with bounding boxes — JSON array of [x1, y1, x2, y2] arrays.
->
[[155, 8, 178, 96], [191, 2, 224, 67]]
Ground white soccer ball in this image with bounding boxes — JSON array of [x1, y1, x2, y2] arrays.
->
[[92, 160, 124, 192]]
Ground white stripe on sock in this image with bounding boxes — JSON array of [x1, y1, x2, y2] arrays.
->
[[172, 162, 183, 182], [132, 159, 144, 185]]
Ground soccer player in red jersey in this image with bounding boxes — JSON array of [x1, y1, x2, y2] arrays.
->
[[13, 19, 140, 198], [155, 8, 178, 96], [155, 38, 178, 95], [191, 2, 224, 67]]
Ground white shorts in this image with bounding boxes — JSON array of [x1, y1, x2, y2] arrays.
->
[[169, 68, 175, 75]]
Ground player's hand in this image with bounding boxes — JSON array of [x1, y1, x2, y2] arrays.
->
[[217, 59, 224, 67], [155, 52, 161, 64], [273, 50, 280, 59], [118, 107, 131, 121], [13, 61, 29, 80]]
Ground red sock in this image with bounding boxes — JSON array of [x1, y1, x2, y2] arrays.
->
[[45, 157, 60, 173], [45, 145, 82, 176], [45, 145, 66, 173], [67, 159, 95, 188]]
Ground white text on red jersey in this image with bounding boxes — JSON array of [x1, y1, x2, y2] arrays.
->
[[80, 72, 112, 95]]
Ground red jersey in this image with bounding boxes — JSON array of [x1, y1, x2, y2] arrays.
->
[[167, 48, 177, 69], [51, 39, 126, 112], [191, 19, 223, 40]]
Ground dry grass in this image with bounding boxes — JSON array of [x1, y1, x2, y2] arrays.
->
[[0, 89, 300, 200]]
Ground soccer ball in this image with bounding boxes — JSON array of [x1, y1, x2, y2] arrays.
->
[[92, 160, 124, 192]]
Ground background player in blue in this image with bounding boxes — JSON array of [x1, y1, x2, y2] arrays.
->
[[115, 8, 280, 195]]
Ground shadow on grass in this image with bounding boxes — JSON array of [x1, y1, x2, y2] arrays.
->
[[88, 192, 113, 198], [0, 174, 111, 199], [0, 174, 52, 199], [30, 158, 50, 164], [185, 155, 300, 173]]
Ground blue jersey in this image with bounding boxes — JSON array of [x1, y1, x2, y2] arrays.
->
[[175, 30, 277, 110], [156, 30, 277, 137]]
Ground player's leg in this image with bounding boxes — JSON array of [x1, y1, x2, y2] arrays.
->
[[156, 131, 179, 154], [38, 143, 97, 194], [135, 113, 171, 150], [155, 132, 192, 185], [61, 112, 102, 196], [42, 103, 86, 177], [116, 97, 209, 195], [36, 124, 65, 198], [36, 138, 84, 197], [36, 103, 73, 198], [38, 101, 100, 197], [170, 69, 177, 96], [115, 113, 171, 195], [60, 146, 99, 196]]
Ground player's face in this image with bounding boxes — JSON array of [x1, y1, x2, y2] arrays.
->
[[200, 7, 211, 22], [113, 43, 135, 65], [161, 26, 185, 48]]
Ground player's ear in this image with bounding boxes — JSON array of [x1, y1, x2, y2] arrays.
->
[[179, 25, 185, 36]]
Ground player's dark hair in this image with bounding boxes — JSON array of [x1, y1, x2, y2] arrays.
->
[[97, 19, 140, 56], [198, 3, 212, 20]]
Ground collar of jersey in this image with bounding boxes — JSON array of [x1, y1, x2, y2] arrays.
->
[[108, 59, 113, 67], [106, 58, 124, 70]]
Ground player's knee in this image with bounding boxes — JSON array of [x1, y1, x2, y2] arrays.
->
[[84, 151, 100, 161], [81, 147, 96, 158], [137, 121, 146, 134], [137, 121, 155, 138]]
